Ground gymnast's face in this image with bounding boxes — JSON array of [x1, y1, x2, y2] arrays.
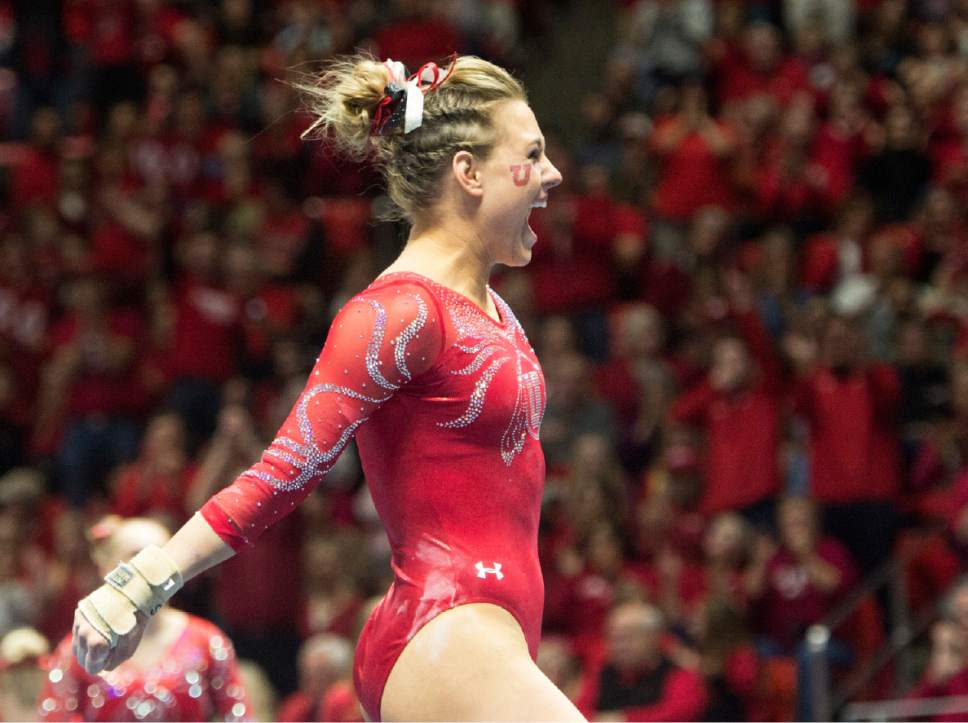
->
[[468, 100, 562, 267]]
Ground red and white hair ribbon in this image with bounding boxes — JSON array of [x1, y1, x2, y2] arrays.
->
[[374, 56, 456, 135]]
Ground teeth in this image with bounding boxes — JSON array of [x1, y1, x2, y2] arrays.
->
[[531, 200, 547, 208]]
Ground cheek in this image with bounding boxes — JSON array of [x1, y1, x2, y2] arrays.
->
[[509, 163, 533, 187]]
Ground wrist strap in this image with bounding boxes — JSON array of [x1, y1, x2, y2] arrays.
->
[[104, 545, 183, 616]]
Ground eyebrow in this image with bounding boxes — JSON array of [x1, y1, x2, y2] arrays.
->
[[528, 138, 545, 152]]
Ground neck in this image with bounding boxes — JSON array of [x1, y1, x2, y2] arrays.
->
[[390, 216, 494, 306]]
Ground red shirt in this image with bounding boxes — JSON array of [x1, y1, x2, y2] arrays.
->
[[213, 512, 303, 632], [527, 194, 617, 313], [671, 312, 783, 513], [166, 277, 241, 381], [651, 117, 736, 220], [64, 0, 136, 66], [576, 654, 708, 722], [110, 462, 197, 523], [718, 54, 810, 106], [757, 538, 857, 650], [373, 17, 459, 71], [811, 123, 868, 210], [200, 272, 547, 721], [10, 147, 58, 206], [49, 310, 146, 417], [795, 365, 901, 503]]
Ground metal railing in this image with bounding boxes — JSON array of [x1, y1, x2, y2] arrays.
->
[[804, 543, 950, 720], [843, 694, 968, 721]]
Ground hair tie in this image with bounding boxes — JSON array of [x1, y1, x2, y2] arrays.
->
[[371, 55, 457, 136]]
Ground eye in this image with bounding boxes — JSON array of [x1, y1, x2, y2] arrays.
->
[[528, 148, 541, 160]]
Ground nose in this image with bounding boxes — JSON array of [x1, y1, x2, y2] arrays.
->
[[543, 158, 563, 190]]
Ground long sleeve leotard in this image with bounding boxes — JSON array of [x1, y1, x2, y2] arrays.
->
[[199, 271, 547, 721]]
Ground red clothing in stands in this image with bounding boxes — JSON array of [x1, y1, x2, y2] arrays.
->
[[111, 461, 196, 523], [651, 117, 736, 221], [49, 310, 146, 417], [718, 54, 810, 106], [200, 272, 547, 721], [671, 311, 783, 513], [811, 122, 868, 210], [10, 148, 57, 206], [63, 0, 136, 66], [214, 512, 303, 632], [576, 654, 708, 721], [527, 195, 615, 313], [756, 538, 857, 651], [373, 17, 459, 71], [39, 614, 250, 721], [166, 277, 240, 381], [795, 365, 901, 503]]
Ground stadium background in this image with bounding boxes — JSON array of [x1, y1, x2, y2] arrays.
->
[[2, 0, 968, 720]]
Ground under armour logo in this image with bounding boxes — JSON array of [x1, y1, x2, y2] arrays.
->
[[162, 578, 176, 591], [475, 561, 504, 580]]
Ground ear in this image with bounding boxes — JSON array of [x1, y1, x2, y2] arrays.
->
[[451, 150, 484, 199]]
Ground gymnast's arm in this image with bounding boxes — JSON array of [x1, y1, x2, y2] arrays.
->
[[72, 282, 443, 674]]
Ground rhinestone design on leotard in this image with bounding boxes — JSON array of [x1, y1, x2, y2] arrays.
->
[[436, 286, 546, 465], [357, 298, 397, 390], [438, 356, 510, 428], [393, 294, 428, 381], [242, 294, 426, 492]]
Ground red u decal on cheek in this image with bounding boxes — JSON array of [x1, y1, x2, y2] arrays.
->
[[510, 164, 532, 187]]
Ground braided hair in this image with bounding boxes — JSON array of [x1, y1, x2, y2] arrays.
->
[[298, 53, 527, 222]]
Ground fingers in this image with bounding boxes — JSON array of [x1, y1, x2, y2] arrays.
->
[[72, 609, 112, 675]]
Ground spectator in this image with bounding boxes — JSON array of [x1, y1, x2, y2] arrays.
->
[[748, 497, 856, 652], [791, 313, 902, 572], [671, 271, 784, 524], [906, 620, 968, 722], [110, 411, 195, 525], [576, 601, 707, 721], [38, 516, 252, 721], [277, 633, 360, 722], [37, 275, 144, 505], [299, 535, 364, 640], [160, 231, 241, 448], [695, 598, 761, 721], [596, 303, 676, 473], [860, 102, 934, 223], [0, 627, 49, 722], [541, 351, 617, 469], [747, 496, 856, 721], [621, 0, 714, 99], [650, 80, 737, 224]]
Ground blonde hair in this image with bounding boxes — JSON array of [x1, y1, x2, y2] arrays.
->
[[299, 53, 526, 221]]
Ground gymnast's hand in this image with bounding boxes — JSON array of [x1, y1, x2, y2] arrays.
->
[[72, 544, 183, 675], [72, 601, 149, 674]]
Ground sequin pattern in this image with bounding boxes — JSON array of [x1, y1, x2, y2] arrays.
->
[[40, 618, 250, 722], [243, 293, 427, 492], [436, 287, 545, 465], [393, 294, 428, 381]]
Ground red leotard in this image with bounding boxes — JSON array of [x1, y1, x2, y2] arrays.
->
[[200, 271, 547, 721]]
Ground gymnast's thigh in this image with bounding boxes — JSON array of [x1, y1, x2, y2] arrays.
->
[[379, 602, 586, 722]]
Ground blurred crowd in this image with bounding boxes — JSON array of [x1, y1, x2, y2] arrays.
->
[[3, 0, 968, 720]]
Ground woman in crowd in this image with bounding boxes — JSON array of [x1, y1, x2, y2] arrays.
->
[[41, 516, 250, 721]]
